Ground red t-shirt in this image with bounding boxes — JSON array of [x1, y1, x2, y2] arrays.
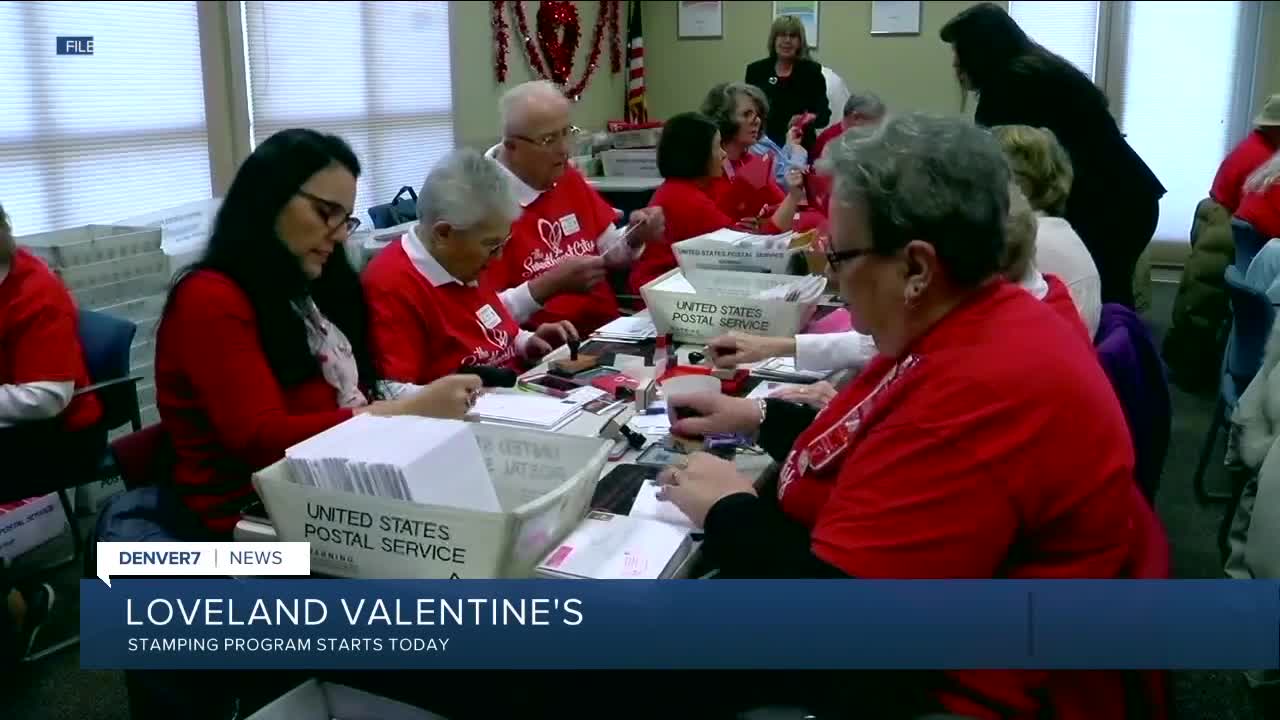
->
[[363, 236, 524, 384], [811, 123, 844, 166], [629, 179, 736, 294], [1237, 180, 1280, 241], [0, 248, 101, 432], [1210, 130, 1277, 213], [712, 154, 787, 221], [485, 166, 620, 336], [156, 270, 356, 534], [776, 280, 1142, 719]]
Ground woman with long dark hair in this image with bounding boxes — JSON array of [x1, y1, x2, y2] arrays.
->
[[941, 2, 1166, 308], [156, 129, 478, 536]]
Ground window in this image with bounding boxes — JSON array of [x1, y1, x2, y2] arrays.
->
[[0, 1, 211, 235], [1111, 1, 1255, 244], [240, 1, 454, 216], [1008, 0, 1100, 81]]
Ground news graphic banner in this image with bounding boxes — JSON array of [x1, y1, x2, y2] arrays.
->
[[96, 542, 311, 586], [81, 579, 1280, 670]]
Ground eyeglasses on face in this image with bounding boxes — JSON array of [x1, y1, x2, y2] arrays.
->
[[297, 190, 361, 234], [510, 125, 583, 148], [825, 246, 873, 270]]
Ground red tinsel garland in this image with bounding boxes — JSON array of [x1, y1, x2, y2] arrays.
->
[[496, 1, 621, 102], [537, 1, 581, 84], [492, 0, 510, 82], [607, 0, 621, 74]]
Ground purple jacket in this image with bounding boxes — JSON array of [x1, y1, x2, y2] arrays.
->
[[1094, 304, 1171, 502]]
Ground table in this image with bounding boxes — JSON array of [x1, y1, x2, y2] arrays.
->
[[233, 339, 788, 578], [585, 176, 662, 193], [585, 176, 661, 220]]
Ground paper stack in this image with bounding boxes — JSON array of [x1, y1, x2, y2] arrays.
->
[[629, 481, 698, 530], [467, 390, 582, 431], [283, 415, 501, 512], [754, 274, 827, 303], [592, 311, 657, 343], [536, 510, 694, 580], [751, 357, 828, 383], [698, 227, 798, 251]]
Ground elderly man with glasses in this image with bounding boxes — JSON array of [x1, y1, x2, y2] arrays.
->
[[483, 81, 664, 336]]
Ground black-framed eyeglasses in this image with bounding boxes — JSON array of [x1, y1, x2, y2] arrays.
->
[[825, 247, 873, 269], [298, 190, 361, 234], [510, 125, 582, 148]]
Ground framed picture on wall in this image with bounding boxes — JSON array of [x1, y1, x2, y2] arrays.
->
[[870, 0, 922, 36], [773, 1, 820, 48], [678, 1, 723, 39]]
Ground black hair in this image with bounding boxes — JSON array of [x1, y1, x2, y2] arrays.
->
[[165, 129, 380, 394], [940, 2, 1107, 108], [657, 113, 720, 180]]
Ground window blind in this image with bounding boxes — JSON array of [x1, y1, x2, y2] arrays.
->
[[1008, 0, 1100, 80], [1113, 1, 1246, 243], [0, 1, 211, 235], [241, 1, 454, 216]]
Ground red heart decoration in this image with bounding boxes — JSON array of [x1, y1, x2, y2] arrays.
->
[[536, 1, 581, 85]]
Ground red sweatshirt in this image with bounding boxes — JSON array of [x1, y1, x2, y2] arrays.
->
[[155, 270, 355, 534], [0, 248, 101, 432], [777, 279, 1141, 719], [363, 232, 525, 384], [629, 178, 735, 293], [712, 154, 787, 220], [1211, 130, 1276, 213], [484, 157, 621, 336], [1237, 180, 1280, 241]]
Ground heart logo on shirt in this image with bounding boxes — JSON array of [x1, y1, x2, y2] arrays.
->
[[536, 218, 564, 252]]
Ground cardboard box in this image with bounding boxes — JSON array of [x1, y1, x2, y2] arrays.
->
[[245, 679, 447, 720], [672, 229, 816, 275], [20, 224, 162, 268], [53, 250, 170, 292], [70, 272, 171, 310], [0, 494, 67, 562], [252, 424, 610, 579], [640, 268, 824, 343], [600, 148, 658, 178], [75, 475, 127, 516]]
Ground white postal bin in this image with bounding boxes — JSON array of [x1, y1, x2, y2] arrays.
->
[[252, 425, 610, 580]]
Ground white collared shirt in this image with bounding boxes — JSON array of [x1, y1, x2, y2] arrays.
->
[[402, 225, 534, 355], [793, 270, 1052, 373], [484, 144, 639, 269]]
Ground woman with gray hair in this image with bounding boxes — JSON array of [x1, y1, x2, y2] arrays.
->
[[362, 148, 577, 385], [699, 82, 805, 228], [657, 113, 1161, 717]]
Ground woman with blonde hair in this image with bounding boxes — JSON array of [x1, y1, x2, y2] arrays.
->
[[744, 15, 829, 149], [993, 124, 1102, 338]]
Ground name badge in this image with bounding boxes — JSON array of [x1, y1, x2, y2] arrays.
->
[[476, 304, 501, 329], [559, 213, 581, 235]]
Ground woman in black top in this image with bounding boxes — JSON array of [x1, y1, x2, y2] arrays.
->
[[744, 15, 830, 150], [941, 2, 1166, 308]]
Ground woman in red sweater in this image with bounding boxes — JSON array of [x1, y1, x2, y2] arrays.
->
[[363, 148, 576, 385], [1237, 150, 1280, 240], [156, 129, 479, 536], [658, 114, 1161, 718], [629, 112, 804, 293], [701, 82, 806, 224]]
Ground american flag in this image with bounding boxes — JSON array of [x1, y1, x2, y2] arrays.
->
[[625, 1, 647, 123]]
